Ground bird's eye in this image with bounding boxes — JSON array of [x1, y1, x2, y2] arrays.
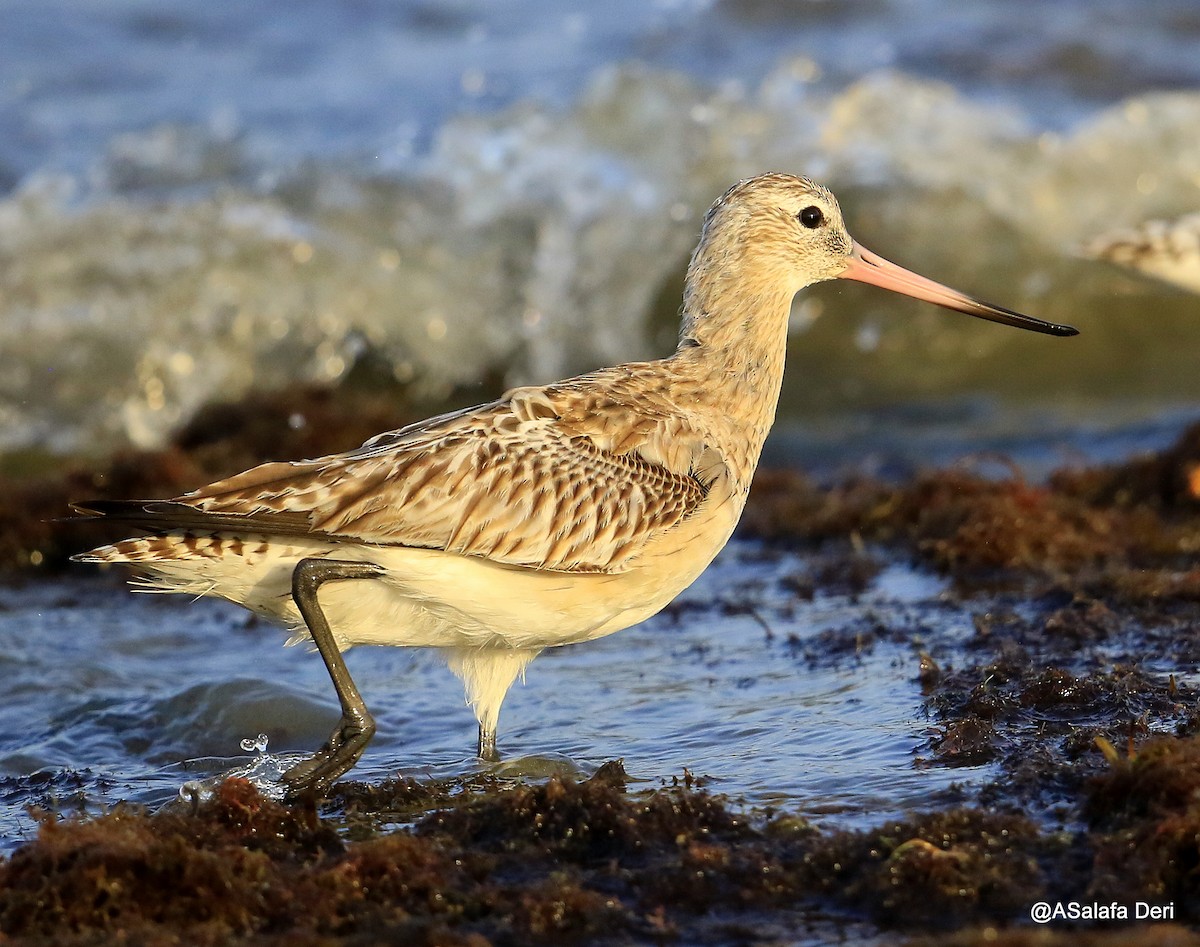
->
[[798, 205, 824, 229]]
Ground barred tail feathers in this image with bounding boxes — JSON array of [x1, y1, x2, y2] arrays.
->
[[73, 532, 332, 611]]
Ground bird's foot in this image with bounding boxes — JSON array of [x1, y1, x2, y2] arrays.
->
[[282, 708, 375, 798]]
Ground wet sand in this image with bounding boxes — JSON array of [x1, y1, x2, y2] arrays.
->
[[2, 384, 1200, 944]]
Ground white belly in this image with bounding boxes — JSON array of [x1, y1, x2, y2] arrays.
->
[[118, 483, 743, 653]]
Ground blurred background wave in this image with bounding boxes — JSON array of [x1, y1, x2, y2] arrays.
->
[[2, 0, 1199, 468]]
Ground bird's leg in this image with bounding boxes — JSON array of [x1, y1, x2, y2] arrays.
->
[[477, 723, 499, 763], [281, 557, 384, 798], [446, 645, 533, 766]]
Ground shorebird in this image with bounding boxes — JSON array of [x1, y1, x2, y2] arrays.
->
[[74, 173, 1077, 795], [1086, 213, 1200, 294]]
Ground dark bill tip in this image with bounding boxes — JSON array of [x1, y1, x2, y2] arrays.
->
[[840, 241, 1080, 338]]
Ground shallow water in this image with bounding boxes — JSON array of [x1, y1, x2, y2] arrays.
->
[[0, 541, 974, 852]]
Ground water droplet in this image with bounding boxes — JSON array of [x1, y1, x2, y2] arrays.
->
[[240, 732, 269, 753], [179, 780, 208, 812]]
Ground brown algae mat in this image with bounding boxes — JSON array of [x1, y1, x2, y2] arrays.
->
[[2, 753, 1199, 945], [4, 389, 1200, 943]]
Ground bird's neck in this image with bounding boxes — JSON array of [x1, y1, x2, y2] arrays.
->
[[672, 256, 796, 486]]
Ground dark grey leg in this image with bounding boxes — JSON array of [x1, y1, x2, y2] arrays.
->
[[478, 723, 499, 763], [281, 557, 384, 797]]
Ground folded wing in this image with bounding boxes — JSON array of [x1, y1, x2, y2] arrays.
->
[[81, 385, 714, 575]]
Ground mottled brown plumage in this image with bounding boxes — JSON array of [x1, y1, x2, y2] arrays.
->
[[176, 373, 715, 574]]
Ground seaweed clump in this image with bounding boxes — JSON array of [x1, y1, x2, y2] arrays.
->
[[0, 779, 343, 944], [742, 420, 1200, 605], [0, 771, 780, 945], [0, 770, 1105, 945], [1085, 735, 1200, 918]]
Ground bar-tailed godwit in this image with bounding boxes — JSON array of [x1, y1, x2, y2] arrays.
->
[[74, 173, 1078, 795], [1086, 213, 1200, 294]]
